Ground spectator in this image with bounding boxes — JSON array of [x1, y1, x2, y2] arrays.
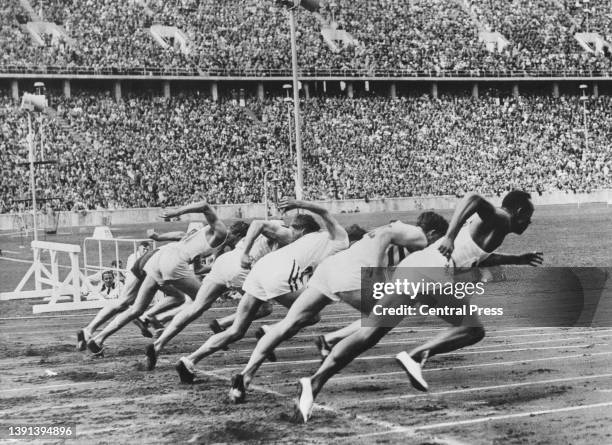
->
[[1, 90, 610, 213]]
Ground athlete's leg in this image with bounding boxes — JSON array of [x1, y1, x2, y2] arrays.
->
[[185, 293, 264, 365], [241, 288, 331, 388], [320, 290, 364, 346], [142, 286, 186, 321], [154, 279, 227, 354], [90, 275, 158, 347], [82, 274, 141, 339], [395, 294, 484, 392], [324, 319, 361, 346], [155, 304, 186, 325], [311, 325, 392, 398], [407, 325, 485, 362], [168, 276, 202, 300], [296, 291, 406, 420], [216, 301, 273, 330]]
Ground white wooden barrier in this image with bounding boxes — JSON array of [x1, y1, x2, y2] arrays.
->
[[0, 240, 100, 313]]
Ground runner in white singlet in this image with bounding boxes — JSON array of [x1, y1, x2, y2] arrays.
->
[[174, 199, 350, 394], [144, 219, 306, 370], [295, 190, 543, 422], [235, 212, 449, 394], [87, 200, 245, 356]]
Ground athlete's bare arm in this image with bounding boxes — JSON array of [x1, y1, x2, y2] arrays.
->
[[149, 231, 186, 242], [160, 200, 227, 247], [240, 220, 294, 269], [371, 223, 428, 267], [439, 192, 511, 258], [279, 199, 346, 240], [479, 251, 543, 267]]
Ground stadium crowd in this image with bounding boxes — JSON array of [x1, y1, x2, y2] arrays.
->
[[1, 0, 611, 74], [1, 89, 610, 213]]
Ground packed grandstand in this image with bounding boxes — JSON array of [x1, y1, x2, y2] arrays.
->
[[1, 0, 612, 74], [1, 0, 611, 214]]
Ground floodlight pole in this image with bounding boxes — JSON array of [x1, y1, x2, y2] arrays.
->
[[27, 112, 38, 241], [283, 85, 293, 158], [580, 84, 589, 157], [288, 6, 304, 200]]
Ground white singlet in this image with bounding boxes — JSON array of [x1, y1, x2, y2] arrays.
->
[[309, 221, 423, 301], [143, 225, 219, 286], [205, 221, 283, 289], [243, 230, 349, 301]]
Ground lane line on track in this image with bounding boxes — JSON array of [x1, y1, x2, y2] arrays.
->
[[415, 401, 612, 431], [354, 372, 612, 404], [0, 380, 111, 394], [237, 333, 611, 355], [340, 401, 612, 441], [266, 350, 612, 385], [4, 326, 608, 343], [215, 344, 612, 374], [329, 350, 612, 381], [2, 336, 605, 375], [0, 306, 359, 321]]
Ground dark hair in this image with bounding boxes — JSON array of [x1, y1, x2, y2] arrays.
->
[[110, 260, 117, 267], [229, 220, 250, 239], [346, 224, 367, 243], [139, 241, 151, 248], [292, 214, 320, 234], [502, 190, 532, 212], [102, 270, 114, 280], [416, 211, 449, 236]]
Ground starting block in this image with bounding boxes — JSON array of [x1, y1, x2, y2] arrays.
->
[[93, 226, 114, 239]]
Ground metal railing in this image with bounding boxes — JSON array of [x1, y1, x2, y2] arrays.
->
[[1, 65, 612, 78]]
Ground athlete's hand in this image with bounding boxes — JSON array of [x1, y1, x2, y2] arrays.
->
[[518, 251, 543, 266], [149, 231, 160, 241], [437, 236, 454, 259], [241, 253, 253, 269], [277, 198, 301, 213]]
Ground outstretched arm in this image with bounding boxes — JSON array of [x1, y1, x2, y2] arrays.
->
[[241, 220, 294, 269], [160, 200, 220, 229], [278, 199, 346, 240], [160, 200, 227, 245], [479, 251, 543, 267]]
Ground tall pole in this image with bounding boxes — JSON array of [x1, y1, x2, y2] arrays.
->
[[580, 84, 589, 161], [288, 7, 304, 199], [27, 112, 38, 241], [287, 102, 293, 158], [39, 116, 45, 160], [583, 95, 589, 156]]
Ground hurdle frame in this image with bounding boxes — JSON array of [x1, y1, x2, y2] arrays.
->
[[0, 240, 98, 313], [82, 237, 156, 284]]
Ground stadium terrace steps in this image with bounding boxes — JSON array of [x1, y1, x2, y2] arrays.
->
[[575, 32, 612, 55], [149, 25, 192, 55], [25, 21, 75, 48], [320, 25, 357, 54], [18, 0, 39, 22]]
